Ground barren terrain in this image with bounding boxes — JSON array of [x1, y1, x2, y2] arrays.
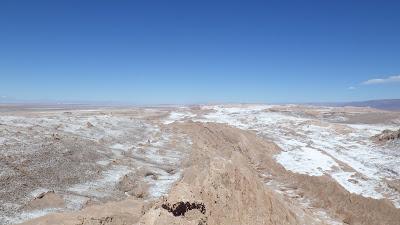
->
[[0, 104, 399, 225]]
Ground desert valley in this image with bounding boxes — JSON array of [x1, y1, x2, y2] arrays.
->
[[0, 104, 399, 225]]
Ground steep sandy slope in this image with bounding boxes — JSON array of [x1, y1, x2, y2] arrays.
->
[[137, 122, 320, 225]]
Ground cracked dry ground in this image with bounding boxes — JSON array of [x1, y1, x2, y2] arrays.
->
[[17, 120, 400, 225]]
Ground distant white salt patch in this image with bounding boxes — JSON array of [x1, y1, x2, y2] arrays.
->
[[197, 105, 305, 130], [331, 116, 347, 122], [96, 160, 110, 166], [275, 147, 339, 176], [331, 171, 384, 199], [109, 143, 135, 157], [110, 143, 133, 151], [63, 194, 90, 210], [29, 188, 52, 199], [3, 208, 62, 225], [146, 170, 182, 198], [163, 111, 196, 125], [0, 116, 35, 128], [68, 165, 131, 198], [200, 111, 247, 128], [347, 124, 397, 136], [0, 137, 6, 145], [277, 139, 308, 149]]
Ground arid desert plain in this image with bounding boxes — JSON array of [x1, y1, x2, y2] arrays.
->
[[1, 104, 399, 225]]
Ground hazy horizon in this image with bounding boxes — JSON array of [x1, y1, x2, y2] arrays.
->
[[1, 95, 400, 106]]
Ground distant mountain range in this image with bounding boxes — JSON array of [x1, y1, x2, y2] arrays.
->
[[310, 99, 400, 111], [338, 99, 400, 111]]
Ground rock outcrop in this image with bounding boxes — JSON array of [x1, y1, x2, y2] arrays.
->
[[373, 129, 400, 141]]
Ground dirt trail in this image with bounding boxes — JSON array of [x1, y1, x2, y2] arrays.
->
[[19, 121, 400, 225]]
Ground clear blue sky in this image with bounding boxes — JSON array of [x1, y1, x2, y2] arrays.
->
[[1, 0, 399, 104]]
